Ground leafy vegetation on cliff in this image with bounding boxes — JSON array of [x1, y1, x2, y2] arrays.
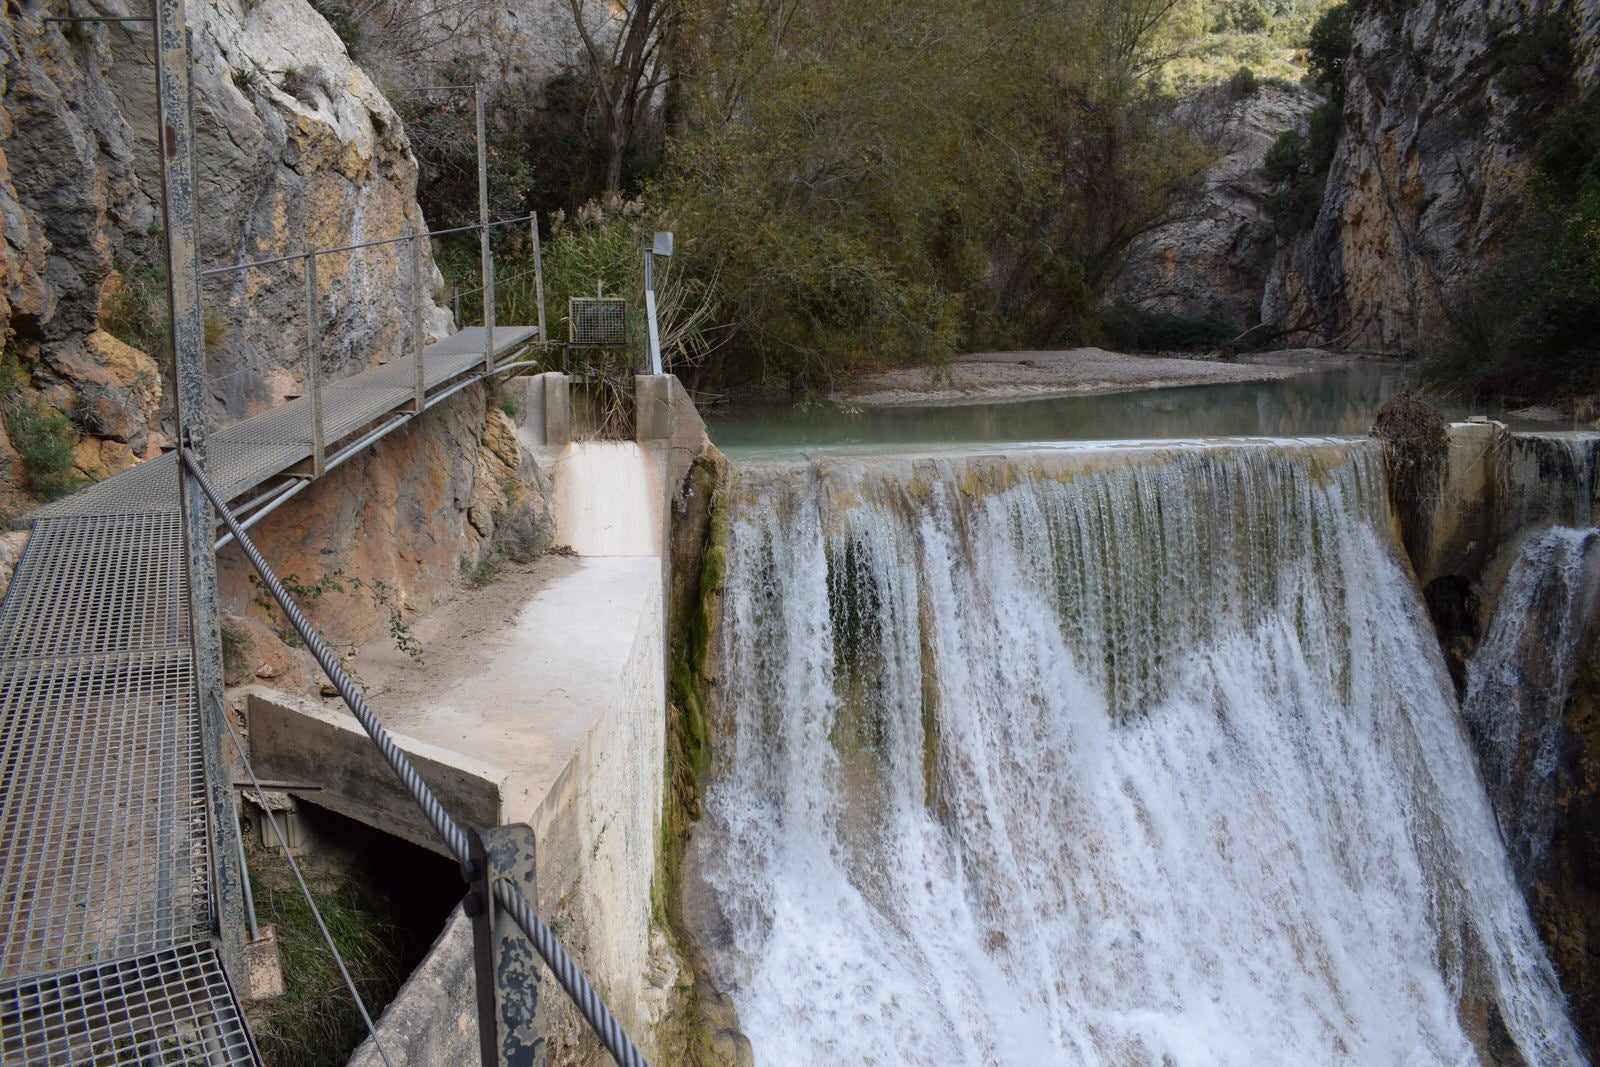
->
[[1260, 3, 1348, 236], [1429, 14, 1600, 406]]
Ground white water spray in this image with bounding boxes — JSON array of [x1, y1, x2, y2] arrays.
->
[[696, 439, 1583, 1065], [1463, 527, 1600, 884]]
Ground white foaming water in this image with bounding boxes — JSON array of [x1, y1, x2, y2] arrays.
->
[[1463, 527, 1600, 883], [698, 440, 1585, 1066]]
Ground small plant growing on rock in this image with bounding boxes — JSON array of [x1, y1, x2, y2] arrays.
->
[[1371, 389, 1449, 564], [1, 346, 82, 502], [248, 570, 424, 664], [219, 619, 253, 685]]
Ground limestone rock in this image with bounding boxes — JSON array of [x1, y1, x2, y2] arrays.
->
[[0, 529, 28, 600], [1108, 81, 1319, 330], [0, 0, 452, 507], [220, 614, 315, 693], [215, 387, 552, 647], [1265, 0, 1600, 352], [71, 436, 138, 482]]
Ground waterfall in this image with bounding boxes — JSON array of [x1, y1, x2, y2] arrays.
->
[[1462, 528, 1600, 885], [1502, 434, 1599, 534], [695, 439, 1584, 1065]]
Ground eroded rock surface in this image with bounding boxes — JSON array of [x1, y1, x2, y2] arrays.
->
[[1266, 0, 1600, 352], [216, 392, 552, 660], [1, 0, 449, 511], [1108, 81, 1318, 330]]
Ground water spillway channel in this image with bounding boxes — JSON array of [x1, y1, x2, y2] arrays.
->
[[690, 436, 1587, 1065]]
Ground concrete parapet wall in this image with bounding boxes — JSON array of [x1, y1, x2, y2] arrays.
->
[[245, 690, 509, 858], [332, 561, 667, 1066], [1414, 423, 1600, 588], [1412, 421, 1505, 586], [247, 374, 710, 1065]]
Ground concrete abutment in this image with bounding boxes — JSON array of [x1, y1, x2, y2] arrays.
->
[[235, 373, 718, 1065]]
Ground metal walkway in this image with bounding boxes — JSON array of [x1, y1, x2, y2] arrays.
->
[[0, 325, 536, 1062], [25, 326, 538, 523]]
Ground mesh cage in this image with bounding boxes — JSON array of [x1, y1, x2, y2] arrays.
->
[[568, 298, 628, 348]]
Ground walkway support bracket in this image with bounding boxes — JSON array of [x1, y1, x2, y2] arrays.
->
[[153, 0, 247, 985], [466, 824, 543, 1067]]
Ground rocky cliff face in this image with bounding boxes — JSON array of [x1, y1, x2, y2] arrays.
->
[[216, 390, 554, 683], [1107, 81, 1318, 331], [0, 0, 450, 513], [1265, 0, 1600, 352]]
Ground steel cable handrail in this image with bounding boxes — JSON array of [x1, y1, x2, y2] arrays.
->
[[179, 447, 651, 1067], [200, 213, 538, 279]]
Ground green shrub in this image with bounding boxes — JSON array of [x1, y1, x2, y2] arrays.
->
[[243, 840, 408, 1067], [1262, 129, 1309, 182], [1264, 77, 1344, 236], [1, 349, 82, 501], [1305, 3, 1352, 104]]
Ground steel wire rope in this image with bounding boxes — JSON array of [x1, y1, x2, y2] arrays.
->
[[178, 447, 652, 1067], [450, 264, 545, 304], [200, 214, 538, 279], [224, 713, 396, 1067]]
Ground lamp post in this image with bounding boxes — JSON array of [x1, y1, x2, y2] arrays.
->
[[642, 231, 673, 375]]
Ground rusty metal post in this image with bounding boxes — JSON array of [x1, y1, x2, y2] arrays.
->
[[153, 0, 247, 984], [476, 85, 495, 374], [531, 215, 547, 350], [467, 824, 542, 1067], [303, 254, 325, 477], [411, 234, 426, 413]]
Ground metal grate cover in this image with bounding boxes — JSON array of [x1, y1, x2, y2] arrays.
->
[[0, 650, 210, 980], [569, 298, 628, 347], [0, 515, 188, 660], [0, 942, 257, 1065]]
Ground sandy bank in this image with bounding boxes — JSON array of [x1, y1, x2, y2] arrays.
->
[[836, 347, 1326, 408]]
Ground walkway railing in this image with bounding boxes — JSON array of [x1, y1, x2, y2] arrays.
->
[[196, 210, 544, 482], [3, 1, 648, 1063]]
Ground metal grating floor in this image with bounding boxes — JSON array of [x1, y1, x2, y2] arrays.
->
[[0, 514, 188, 660], [0, 942, 257, 1064], [0, 324, 536, 1063], [26, 325, 538, 524], [0, 650, 208, 980], [0, 517, 211, 984]]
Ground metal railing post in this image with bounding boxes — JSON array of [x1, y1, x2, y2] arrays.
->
[[153, 0, 247, 984], [476, 85, 495, 374], [467, 825, 542, 1067], [531, 214, 547, 349], [642, 248, 663, 375], [304, 254, 326, 477], [411, 234, 426, 413]]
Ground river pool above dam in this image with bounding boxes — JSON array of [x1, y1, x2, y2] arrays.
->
[[706, 361, 1561, 453]]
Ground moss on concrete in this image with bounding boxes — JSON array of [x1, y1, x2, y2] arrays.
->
[[652, 447, 749, 1066]]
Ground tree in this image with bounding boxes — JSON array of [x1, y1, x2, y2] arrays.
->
[[565, 0, 677, 193], [1305, 2, 1351, 104], [661, 0, 1211, 386]]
